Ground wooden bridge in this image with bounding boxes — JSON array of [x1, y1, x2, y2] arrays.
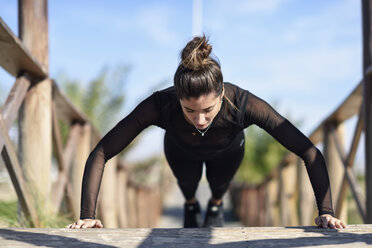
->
[[1, 1, 372, 247], [0, 225, 371, 247]]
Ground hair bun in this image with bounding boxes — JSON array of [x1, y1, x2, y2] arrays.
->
[[181, 34, 212, 70]]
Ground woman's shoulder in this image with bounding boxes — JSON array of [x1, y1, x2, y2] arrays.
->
[[224, 82, 250, 105], [224, 82, 251, 96], [152, 86, 177, 104], [149, 86, 179, 113]]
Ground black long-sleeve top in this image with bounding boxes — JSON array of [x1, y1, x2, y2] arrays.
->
[[80, 82, 334, 219]]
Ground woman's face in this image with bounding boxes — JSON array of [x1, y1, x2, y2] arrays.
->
[[180, 92, 223, 130]]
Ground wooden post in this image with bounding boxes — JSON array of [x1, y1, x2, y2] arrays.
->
[[265, 177, 280, 226], [137, 187, 148, 227], [117, 167, 128, 228], [279, 163, 298, 226], [70, 123, 91, 220], [127, 185, 137, 227], [0, 114, 39, 227], [18, 0, 49, 71], [18, 0, 51, 211], [323, 123, 348, 221], [298, 159, 316, 225], [362, 0, 372, 224], [98, 157, 118, 228]]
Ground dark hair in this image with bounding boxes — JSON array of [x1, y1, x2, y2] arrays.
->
[[174, 35, 223, 99]]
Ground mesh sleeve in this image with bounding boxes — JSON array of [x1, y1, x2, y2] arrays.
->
[[80, 94, 159, 219], [243, 92, 334, 216]]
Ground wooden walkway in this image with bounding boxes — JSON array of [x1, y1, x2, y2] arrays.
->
[[0, 225, 371, 247], [158, 177, 241, 228]]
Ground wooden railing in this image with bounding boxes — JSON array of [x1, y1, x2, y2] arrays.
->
[[231, 73, 366, 227], [0, 15, 170, 227], [231, 0, 372, 226]]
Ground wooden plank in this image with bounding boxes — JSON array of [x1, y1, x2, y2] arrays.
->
[[71, 123, 91, 220], [332, 130, 367, 222], [98, 157, 119, 228], [52, 82, 102, 143], [309, 81, 362, 145], [0, 225, 371, 247], [51, 123, 80, 213], [52, 101, 65, 172], [345, 167, 367, 223], [52, 82, 88, 124], [1, 75, 31, 130], [0, 76, 30, 152], [0, 114, 39, 227], [0, 17, 47, 78], [335, 107, 364, 218], [51, 102, 76, 216], [117, 168, 129, 227], [324, 123, 348, 221]]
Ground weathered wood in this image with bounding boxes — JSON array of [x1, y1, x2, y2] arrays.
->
[[1, 75, 31, 130], [51, 102, 65, 173], [98, 157, 119, 228], [137, 188, 149, 228], [279, 163, 298, 226], [18, 0, 49, 71], [334, 108, 365, 220], [52, 82, 89, 124], [0, 18, 47, 78], [117, 168, 128, 227], [362, 0, 372, 224], [71, 123, 91, 220], [18, 0, 51, 212], [298, 159, 316, 226], [265, 177, 280, 226], [345, 167, 367, 222], [51, 123, 81, 214], [51, 103, 77, 216], [310, 82, 363, 145], [0, 114, 39, 227], [0, 225, 371, 247], [0, 76, 31, 153], [332, 128, 367, 222], [323, 123, 348, 221], [18, 77, 52, 208], [127, 186, 137, 228]]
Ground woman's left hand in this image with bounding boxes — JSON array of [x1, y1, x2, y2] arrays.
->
[[314, 214, 347, 229]]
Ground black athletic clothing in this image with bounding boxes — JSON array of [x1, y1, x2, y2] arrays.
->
[[164, 130, 245, 200], [80, 82, 334, 219]]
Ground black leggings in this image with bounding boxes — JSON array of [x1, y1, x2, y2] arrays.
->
[[164, 131, 245, 200]]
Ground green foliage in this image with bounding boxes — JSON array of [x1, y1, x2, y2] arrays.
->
[[0, 201, 19, 227], [56, 64, 141, 154], [0, 200, 74, 228], [59, 65, 130, 133], [234, 125, 287, 185]]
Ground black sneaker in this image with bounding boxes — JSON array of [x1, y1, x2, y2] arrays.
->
[[203, 200, 224, 227], [183, 201, 202, 228]]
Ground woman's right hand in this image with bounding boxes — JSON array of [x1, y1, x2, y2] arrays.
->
[[66, 219, 103, 229]]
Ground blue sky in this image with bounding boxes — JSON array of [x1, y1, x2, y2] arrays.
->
[[0, 0, 364, 166]]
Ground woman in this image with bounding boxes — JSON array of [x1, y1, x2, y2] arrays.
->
[[68, 35, 346, 229]]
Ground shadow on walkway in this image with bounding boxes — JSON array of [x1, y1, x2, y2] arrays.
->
[[0, 228, 116, 247], [137, 226, 372, 248]]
